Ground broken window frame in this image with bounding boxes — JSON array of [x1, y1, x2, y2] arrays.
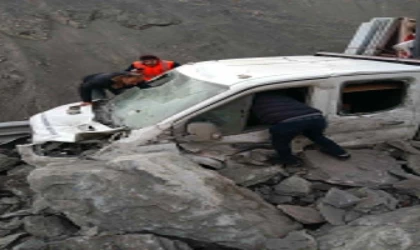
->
[[337, 78, 410, 116]]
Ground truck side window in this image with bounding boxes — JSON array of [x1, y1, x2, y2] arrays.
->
[[339, 80, 407, 115], [190, 96, 253, 135]]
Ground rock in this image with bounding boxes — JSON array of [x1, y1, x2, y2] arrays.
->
[[274, 176, 312, 197], [311, 182, 334, 191], [218, 160, 284, 187], [0, 209, 32, 219], [405, 154, 420, 175], [317, 203, 345, 226], [7, 165, 35, 177], [278, 205, 325, 224], [268, 195, 294, 205], [94, 143, 180, 161], [23, 215, 78, 239], [298, 194, 318, 204], [316, 206, 420, 250], [12, 237, 47, 250], [3, 175, 34, 198], [353, 188, 398, 214], [393, 179, 420, 199], [304, 150, 400, 187], [264, 231, 317, 250], [0, 197, 20, 205], [323, 188, 361, 208], [343, 210, 363, 223], [47, 234, 192, 250], [388, 140, 420, 155], [229, 149, 276, 166], [28, 152, 300, 250], [0, 153, 20, 172], [183, 154, 225, 170], [0, 233, 27, 249], [0, 217, 22, 230]]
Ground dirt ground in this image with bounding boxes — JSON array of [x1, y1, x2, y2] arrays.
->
[[0, 0, 418, 121]]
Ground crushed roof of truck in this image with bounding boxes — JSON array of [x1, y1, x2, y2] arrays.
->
[[177, 55, 420, 87]]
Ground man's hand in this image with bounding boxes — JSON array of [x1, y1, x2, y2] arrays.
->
[[80, 102, 92, 106]]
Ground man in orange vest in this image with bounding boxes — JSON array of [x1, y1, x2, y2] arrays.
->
[[126, 55, 181, 81]]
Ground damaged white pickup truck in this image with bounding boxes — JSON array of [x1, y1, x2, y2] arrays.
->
[[20, 53, 420, 169]]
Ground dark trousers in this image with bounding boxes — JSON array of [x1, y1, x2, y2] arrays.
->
[[269, 115, 346, 160]]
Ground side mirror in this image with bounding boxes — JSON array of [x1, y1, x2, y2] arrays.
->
[[185, 122, 222, 141]]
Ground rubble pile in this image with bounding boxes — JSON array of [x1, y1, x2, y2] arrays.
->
[[2, 141, 420, 249]]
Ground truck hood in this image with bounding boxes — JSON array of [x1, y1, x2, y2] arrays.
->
[[30, 102, 123, 144]]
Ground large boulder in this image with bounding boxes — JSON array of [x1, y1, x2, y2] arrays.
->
[[28, 152, 300, 250], [47, 234, 193, 250], [304, 150, 401, 187], [316, 206, 420, 250]]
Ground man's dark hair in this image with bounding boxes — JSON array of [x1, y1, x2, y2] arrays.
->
[[139, 55, 160, 61]]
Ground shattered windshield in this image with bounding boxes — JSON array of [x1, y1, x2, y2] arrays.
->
[[106, 71, 229, 129]]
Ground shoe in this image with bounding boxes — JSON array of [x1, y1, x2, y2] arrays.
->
[[320, 148, 351, 160], [267, 156, 303, 166], [336, 152, 351, 160]]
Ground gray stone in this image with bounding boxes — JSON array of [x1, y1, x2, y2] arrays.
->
[[405, 154, 420, 175], [23, 215, 78, 239], [323, 188, 361, 208], [268, 195, 293, 205], [183, 154, 225, 170], [0, 154, 20, 172], [304, 150, 400, 187], [0, 233, 27, 249], [0, 229, 11, 237], [317, 206, 420, 250], [2, 175, 34, 198], [0, 209, 32, 219], [47, 234, 192, 250], [299, 194, 317, 204], [7, 165, 35, 177], [94, 143, 180, 161], [278, 205, 325, 224], [28, 152, 300, 250], [0, 217, 22, 230], [229, 149, 277, 166], [218, 160, 284, 187], [393, 179, 420, 199], [265, 231, 317, 250], [12, 238, 47, 250], [0, 197, 20, 205], [317, 203, 345, 226], [344, 210, 363, 223], [274, 176, 312, 197], [353, 188, 398, 214]]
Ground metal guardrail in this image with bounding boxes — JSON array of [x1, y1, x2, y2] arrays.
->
[[0, 121, 31, 145]]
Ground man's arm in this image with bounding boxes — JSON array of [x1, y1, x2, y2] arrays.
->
[[125, 64, 135, 72], [79, 82, 94, 103]]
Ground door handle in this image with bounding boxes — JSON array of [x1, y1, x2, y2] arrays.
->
[[380, 121, 405, 126]]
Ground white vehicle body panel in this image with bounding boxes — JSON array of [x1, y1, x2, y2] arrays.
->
[[30, 103, 122, 143]]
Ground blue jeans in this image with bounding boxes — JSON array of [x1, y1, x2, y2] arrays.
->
[[269, 115, 346, 160]]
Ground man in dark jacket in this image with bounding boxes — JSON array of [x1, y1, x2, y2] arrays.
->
[[252, 91, 350, 165], [79, 72, 147, 106]]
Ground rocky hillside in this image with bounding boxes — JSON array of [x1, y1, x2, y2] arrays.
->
[[3, 139, 420, 249], [0, 0, 418, 121]]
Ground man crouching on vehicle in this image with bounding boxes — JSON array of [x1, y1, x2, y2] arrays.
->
[[79, 71, 147, 106]]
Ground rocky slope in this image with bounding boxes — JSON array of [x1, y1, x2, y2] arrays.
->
[[0, 0, 418, 121], [1, 139, 420, 249]]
